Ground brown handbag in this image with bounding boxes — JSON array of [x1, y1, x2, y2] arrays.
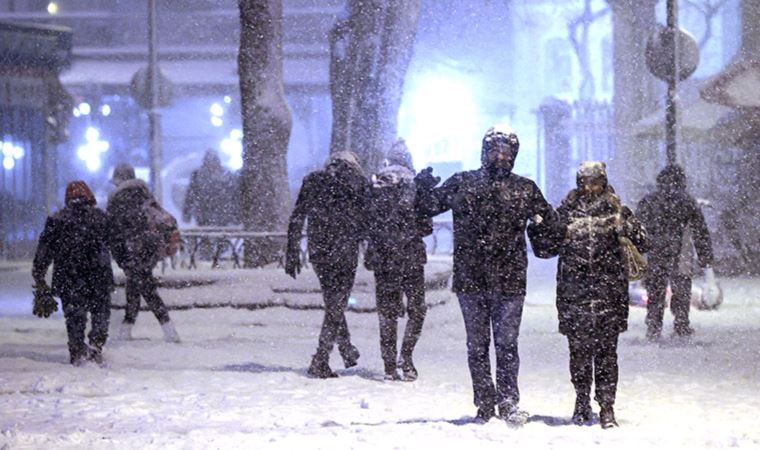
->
[[619, 236, 647, 281]]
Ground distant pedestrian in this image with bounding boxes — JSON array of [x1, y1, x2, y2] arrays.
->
[[416, 125, 556, 425], [365, 139, 431, 381], [107, 163, 180, 343], [547, 162, 648, 428], [636, 165, 717, 340], [285, 152, 367, 378], [183, 149, 237, 227], [32, 181, 114, 366]]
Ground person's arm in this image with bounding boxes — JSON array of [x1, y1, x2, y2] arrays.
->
[[620, 205, 649, 253], [688, 199, 714, 268], [32, 217, 56, 284], [285, 175, 315, 277], [416, 172, 459, 218]]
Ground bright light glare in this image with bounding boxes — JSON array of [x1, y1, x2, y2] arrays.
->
[[3, 156, 14, 170], [73, 108, 81, 118], [12, 145, 24, 159], [220, 137, 243, 170], [210, 116, 223, 127], [223, 95, 232, 104], [47, 2, 58, 15], [210, 103, 224, 117], [85, 127, 100, 142], [78, 102, 91, 115], [100, 104, 111, 116], [398, 74, 481, 169], [78, 128, 109, 172], [230, 128, 243, 140]]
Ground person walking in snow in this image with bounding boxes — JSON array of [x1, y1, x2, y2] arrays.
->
[[415, 125, 556, 424], [546, 162, 648, 428], [285, 152, 367, 378], [183, 150, 236, 228], [365, 139, 432, 381], [107, 163, 180, 343], [636, 164, 716, 341], [32, 181, 114, 365]]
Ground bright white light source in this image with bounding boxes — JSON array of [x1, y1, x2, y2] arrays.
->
[[100, 104, 111, 116], [398, 73, 481, 169], [3, 156, 14, 170], [12, 145, 24, 160], [47, 2, 58, 15], [78, 102, 91, 115], [230, 128, 243, 140], [210, 116, 223, 127], [77, 128, 109, 172], [220, 129, 243, 170], [223, 95, 232, 104], [210, 103, 224, 117], [2, 141, 13, 157], [73, 108, 81, 118]]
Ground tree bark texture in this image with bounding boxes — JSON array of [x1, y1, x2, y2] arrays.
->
[[238, 0, 293, 266], [329, 0, 422, 173], [606, 0, 660, 203]]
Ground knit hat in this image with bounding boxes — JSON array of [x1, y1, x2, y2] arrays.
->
[[385, 138, 415, 171], [576, 161, 608, 188], [65, 180, 96, 206], [326, 151, 364, 175], [111, 162, 136, 186], [481, 124, 520, 165]]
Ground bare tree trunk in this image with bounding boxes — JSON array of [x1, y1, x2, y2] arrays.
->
[[329, 0, 422, 173], [238, 0, 293, 267]]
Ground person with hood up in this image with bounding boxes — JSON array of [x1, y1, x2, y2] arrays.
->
[[546, 162, 648, 428], [365, 139, 432, 381], [285, 151, 367, 378], [636, 164, 716, 340], [183, 149, 238, 227], [32, 181, 114, 365], [415, 125, 556, 425], [107, 163, 180, 343]]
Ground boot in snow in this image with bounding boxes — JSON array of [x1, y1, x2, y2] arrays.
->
[[398, 356, 418, 381], [307, 357, 338, 379], [341, 345, 360, 369], [116, 322, 134, 340], [571, 395, 593, 425], [475, 405, 495, 423], [600, 404, 618, 429], [88, 345, 105, 366], [498, 401, 529, 427], [161, 321, 181, 343]]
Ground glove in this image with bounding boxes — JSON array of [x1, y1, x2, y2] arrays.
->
[[414, 167, 440, 192], [284, 246, 301, 279], [32, 282, 58, 318]]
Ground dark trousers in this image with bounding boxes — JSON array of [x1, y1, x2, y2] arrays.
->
[[312, 263, 357, 364], [124, 267, 170, 325], [567, 332, 620, 407], [645, 262, 692, 334], [457, 293, 524, 409], [375, 265, 427, 371], [61, 291, 111, 362]]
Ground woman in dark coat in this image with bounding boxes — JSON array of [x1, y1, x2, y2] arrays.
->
[[550, 162, 647, 428], [32, 180, 114, 366]]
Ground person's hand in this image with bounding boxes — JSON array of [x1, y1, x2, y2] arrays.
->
[[532, 214, 543, 225], [414, 167, 440, 191], [32, 282, 57, 318], [284, 247, 301, 279], [702, 267, 721, 307]]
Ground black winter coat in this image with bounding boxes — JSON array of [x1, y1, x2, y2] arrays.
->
[[365, 165, 430, 272], [552, 189, 648, 336], [636, 188, 712, 269], [107, 179, 161, 271], [420, 168, 555, 295], [32, 202, 114, 297], [287, 165, 369, 267]]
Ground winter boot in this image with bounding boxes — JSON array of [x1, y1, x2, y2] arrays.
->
[[383, 360, 402, 381], [498, 401, 529, 427], [674, 323, 695, 337], [599, 404, 618, 429], [475, 405, 496, 424], [398, 356, 418, 381], [116, 322, 134, 340], [161, 320, 181, 343], [87, 345, 104, 366], [307, 356, 338, 379], [571, 395, 593, 425], [341, 345, 360, 369], [645, 327, 661, 343]]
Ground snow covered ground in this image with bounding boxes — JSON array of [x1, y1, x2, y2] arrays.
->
[[1, 257, 760, 449]]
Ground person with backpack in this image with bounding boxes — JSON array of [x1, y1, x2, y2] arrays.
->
[[107, 163, 180, 343], [285, 152, 367, 378], [414, 125, 556, 425], [32, 181, 114, 365], [542, 162, 648, 428], [365, 139, 432, 381]]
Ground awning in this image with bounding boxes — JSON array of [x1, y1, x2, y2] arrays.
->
[[701, 58, 760, 108]]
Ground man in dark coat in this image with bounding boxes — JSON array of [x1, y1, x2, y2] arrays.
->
[[636, 165, 714, 340], [285, 151, 367, 378], [416, 125, 556, 424], [32, 181, 114, 365], [548, 162, 648, 428], [365, 139, 432, 381], [107, 163, 180, 343]]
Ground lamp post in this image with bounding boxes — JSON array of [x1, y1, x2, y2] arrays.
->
[[665, 0, 679, 166], [148, 0, 162, 199]]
